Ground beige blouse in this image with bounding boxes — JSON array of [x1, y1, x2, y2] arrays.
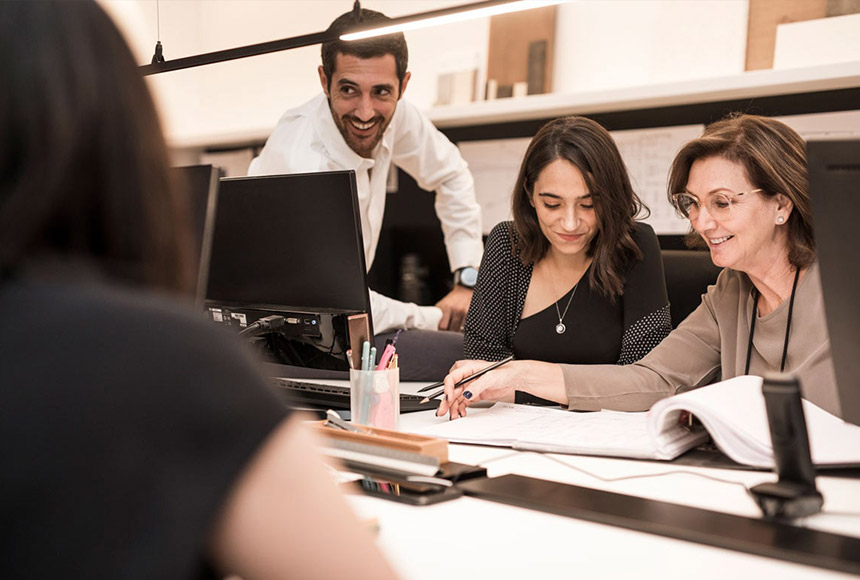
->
[[561, 261, 839, 416]]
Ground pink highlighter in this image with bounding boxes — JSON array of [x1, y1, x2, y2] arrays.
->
[[376, 343, 396, 370]]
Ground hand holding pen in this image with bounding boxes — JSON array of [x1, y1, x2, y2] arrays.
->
[[431, 356, 518, 419], [437, 357, 567, 420], [419, 355, 514, 403]]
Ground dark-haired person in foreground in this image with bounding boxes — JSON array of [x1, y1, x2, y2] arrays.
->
[[440, 114, 837, 420], [249, 7, 483, 378], [0, 2, 397, 579], [463, 116, 671, 405]]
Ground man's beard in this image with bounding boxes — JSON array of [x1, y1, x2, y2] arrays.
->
[[329, 103, 391, 158]]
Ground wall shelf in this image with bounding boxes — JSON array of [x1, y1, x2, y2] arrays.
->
[[171, 61, 860, 151]]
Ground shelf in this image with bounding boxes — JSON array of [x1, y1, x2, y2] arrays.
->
[[169, 61, 860, 150], [425, 61, 860, 128]]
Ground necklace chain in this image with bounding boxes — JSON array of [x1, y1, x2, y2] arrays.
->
[[554, 283, 579, 334]]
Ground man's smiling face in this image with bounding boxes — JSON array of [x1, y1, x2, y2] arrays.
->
[[319, 53, 410, 158]]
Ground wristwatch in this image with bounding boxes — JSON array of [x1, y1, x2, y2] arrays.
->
[[453, 266, 479, 289]]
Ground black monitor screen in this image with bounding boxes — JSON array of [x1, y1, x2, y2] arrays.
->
[[170, 164, 220, 301], [808, 138, 860, 427], [206, 171, 369, 314]]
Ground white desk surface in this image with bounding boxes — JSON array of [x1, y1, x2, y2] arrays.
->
[[344, 404, 860, 580]]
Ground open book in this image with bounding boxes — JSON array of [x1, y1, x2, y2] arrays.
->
[[415, 375, 860, 467]]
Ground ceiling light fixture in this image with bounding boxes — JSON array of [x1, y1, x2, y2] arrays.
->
[[140, 0, 567, 76], [340, 1, 565, 42]]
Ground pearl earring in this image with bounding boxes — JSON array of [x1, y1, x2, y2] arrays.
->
[[777, 215, 785, 224]]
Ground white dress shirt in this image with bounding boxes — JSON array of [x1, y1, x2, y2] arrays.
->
[[248, 94, 483, 333]]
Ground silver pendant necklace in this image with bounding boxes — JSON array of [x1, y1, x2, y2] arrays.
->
[[554, 283, 579, 334]]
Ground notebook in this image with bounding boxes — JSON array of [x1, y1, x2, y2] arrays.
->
[[414, 375, 860, 467]]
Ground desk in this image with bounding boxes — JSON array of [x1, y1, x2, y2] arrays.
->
[[345, 406, 860, 580]]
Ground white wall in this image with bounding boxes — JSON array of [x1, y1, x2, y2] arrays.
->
[[104, 0, 489, 146], [103, 0, 749, 148], [774, 12, 860, 70], [553, 0, 748, 93]]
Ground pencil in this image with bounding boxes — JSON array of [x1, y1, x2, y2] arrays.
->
[[419, 355, 515, 404]]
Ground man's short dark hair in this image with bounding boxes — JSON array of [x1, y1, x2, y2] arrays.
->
[[321, 8, 408, 89]]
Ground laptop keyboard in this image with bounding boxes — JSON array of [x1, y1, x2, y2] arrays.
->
[[270, 377, 438, 413]]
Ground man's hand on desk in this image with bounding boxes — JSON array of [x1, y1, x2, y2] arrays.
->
[[435, 285, 473, 331], [436, 359, 567, 420]]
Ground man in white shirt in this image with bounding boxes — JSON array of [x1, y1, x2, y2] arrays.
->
[[248, 7, 482, 344]]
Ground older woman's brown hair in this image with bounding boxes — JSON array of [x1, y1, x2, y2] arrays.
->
[[667, 113, 815, 268], [511, 116, 648, 298]]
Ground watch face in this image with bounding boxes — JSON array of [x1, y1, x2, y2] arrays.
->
[[459, 267, 478, 288]]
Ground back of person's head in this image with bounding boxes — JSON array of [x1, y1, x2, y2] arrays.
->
[[667, 113, 814, 268], [512, 115, 648, 298], [0, 0, 192, 292], [321, 7, 409, 89]]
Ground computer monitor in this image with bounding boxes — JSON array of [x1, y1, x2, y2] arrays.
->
[[203, 171, 372, 372], [808, 138, 860, 427], [170, 164, 221, 304]]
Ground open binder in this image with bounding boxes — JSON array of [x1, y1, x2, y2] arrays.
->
[[416, 375, 860, 467]]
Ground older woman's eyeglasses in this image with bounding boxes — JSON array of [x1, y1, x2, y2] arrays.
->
[[671, 189, 762, 220]]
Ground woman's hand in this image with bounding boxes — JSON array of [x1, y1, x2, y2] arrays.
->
[[435, 359, 517, 419], [435, 359, 567, 420]]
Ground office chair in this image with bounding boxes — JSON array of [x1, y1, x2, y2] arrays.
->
[[661, 250, 722, 328]]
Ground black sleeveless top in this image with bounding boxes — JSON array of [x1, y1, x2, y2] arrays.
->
[[465, 221, 671, 367]]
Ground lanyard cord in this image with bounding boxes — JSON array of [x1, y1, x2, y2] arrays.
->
[[744, 267, 801, 374]]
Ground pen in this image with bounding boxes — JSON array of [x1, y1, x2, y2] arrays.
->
[[419, 355, 515, 404], [417, 354, 515, 393], [360, 341, 370, 371]]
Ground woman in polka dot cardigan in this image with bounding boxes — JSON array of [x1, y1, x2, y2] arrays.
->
[[460, 116, 672, 405]]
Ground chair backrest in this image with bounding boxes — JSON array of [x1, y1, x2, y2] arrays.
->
[[661, 250, 722, 328]]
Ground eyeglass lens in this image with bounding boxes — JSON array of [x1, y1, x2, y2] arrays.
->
[[675, 193, 733, 219]]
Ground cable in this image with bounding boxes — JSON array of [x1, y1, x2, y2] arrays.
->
[[237, 315, 286, 337], [541, 453, 753, 493], [460, 451, 860, 522]]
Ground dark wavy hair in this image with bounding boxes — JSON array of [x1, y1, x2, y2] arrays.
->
[[667, 113, 815, 269], [0, 1, 193, 292], [512, 116, 648, 299], [321, 8, 409, 91]]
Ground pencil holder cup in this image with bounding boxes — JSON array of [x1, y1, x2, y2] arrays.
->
[[350, 368, 400, 430]]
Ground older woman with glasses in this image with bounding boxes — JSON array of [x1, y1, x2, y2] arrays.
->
[[438, 113, 838, 419]]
